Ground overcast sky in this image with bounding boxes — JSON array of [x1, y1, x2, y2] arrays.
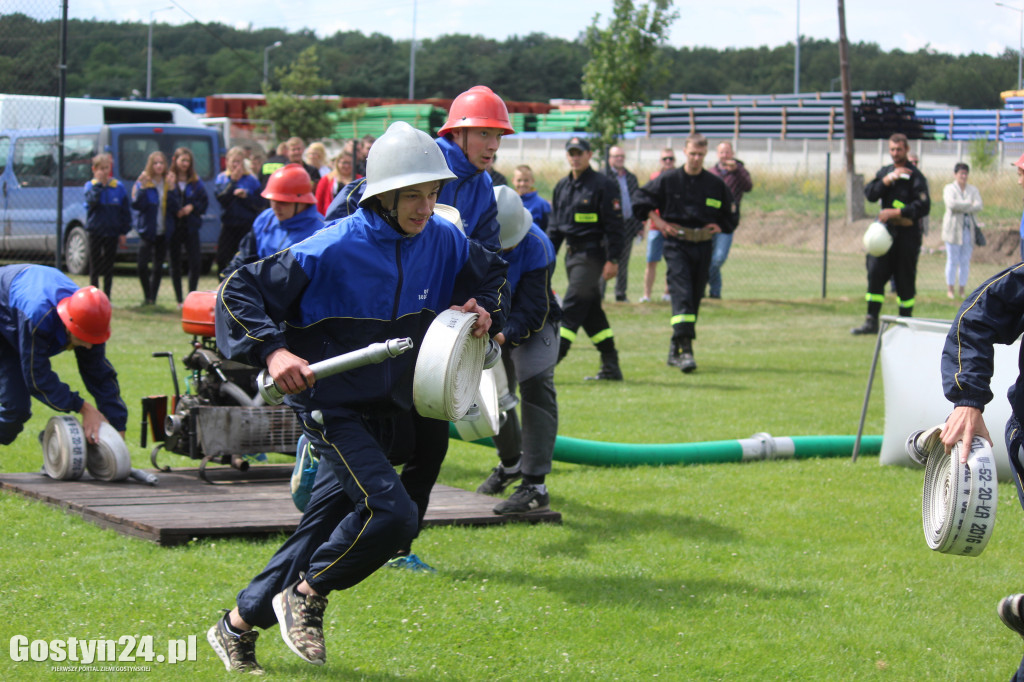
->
[[9, 0, 1019, 57]]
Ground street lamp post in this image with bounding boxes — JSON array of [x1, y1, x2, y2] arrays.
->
[[997, 2, 1024, 91], [794, 0, 800, 94], [146, 6, 173, 99], [263, 41, 282, 89]]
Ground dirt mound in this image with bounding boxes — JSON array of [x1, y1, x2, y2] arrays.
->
[[737, 210, 1020, 266]]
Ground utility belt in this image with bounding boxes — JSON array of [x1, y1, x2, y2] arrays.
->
[[888, 217, 914, 228], [665, 222, 713, 243], [565, 238, 605, 256]]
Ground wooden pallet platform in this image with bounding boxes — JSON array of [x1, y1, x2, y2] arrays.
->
[[0, 465, 560, 546]]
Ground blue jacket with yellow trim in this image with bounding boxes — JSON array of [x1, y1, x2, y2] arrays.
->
[[221, 204, 324, 279], [436, 135, 501, 252], [0, 264, 127, 430], [943, 262, 1024, 421], [215, 207, 508, 416], [503, 224, 561, 347], [83, 178, 131, 237]]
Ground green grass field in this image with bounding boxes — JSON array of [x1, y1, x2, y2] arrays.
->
[[2, 243, 1024, 680]]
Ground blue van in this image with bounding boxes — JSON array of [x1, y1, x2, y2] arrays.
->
[[0, 123, 223, 274]]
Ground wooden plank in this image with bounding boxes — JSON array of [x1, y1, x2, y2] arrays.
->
[[0, 467, 559, 546]]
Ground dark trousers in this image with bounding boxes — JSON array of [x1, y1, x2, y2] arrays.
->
[[235, 412, 419, 629], [602, 227, 638, 300], [664, 239, 712, 342], [217, 222, 251, 274], [137, 235, 166, 304], [385, 411, 452, 555], [169, 226, 201, 303], [562, 248, 613, 343], [492, 323, 559, 479], [87, 233, 118, 297], [865, 225, 922, 317], [0, 337, 31, 445]]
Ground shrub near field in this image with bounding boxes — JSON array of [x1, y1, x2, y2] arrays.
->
[[2, 171, 1024, 679]]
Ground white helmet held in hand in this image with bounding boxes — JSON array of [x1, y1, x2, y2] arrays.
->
[[359, 121, 456, 207], [863, 221, 893, 257], [493, 185, 534, 249]]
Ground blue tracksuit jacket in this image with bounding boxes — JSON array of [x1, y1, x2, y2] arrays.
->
[[221, 204, 325, 278], [435, 136, 501, 252], [520, 191, 552, 234], [215, 207, 508, 418], [83, 178, 131, 237], [503, 224, 561, 347]]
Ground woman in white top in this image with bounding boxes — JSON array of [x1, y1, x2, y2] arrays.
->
[[941, 162, 983, 299]]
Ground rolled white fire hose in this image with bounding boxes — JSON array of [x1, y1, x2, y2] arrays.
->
[[413, 310, 487, 421], [908, 425, 997, 557], [452, 366, 501, 441], [42, 415, 157, 485]]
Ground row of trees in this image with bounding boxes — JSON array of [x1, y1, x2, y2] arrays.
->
[[0, 11, 1018, 111]]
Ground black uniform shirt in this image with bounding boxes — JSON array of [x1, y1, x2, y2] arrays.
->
[[632, 168, 736, 233], [548, 167, 625, 262], [864, 164, 930, 224]]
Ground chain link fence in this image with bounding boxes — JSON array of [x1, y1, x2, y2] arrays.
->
[[1, 7, 226, 309]]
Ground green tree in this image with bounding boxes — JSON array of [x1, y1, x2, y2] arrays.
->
[[250, 45, 333, 142], [582, 0, 677, 159]]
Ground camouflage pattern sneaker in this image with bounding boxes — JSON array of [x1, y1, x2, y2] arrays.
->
[[207, 611, 264, 675], [272, 581, 328, 666]]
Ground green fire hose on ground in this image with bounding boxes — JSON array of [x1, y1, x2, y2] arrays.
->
[[449, 424, 882, 467]]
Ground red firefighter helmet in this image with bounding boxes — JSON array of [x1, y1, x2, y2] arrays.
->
[[437, 85, 515, 137], [57, 286, 112, 345], [261, 163, 316, 204]]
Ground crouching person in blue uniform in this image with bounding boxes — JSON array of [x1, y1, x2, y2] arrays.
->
[[219, 164, 325, 279], [478, 186, 561, 513], [208, 121, 508, 674], [938, 262, 1024, 681], [0, 264, 127, 446]]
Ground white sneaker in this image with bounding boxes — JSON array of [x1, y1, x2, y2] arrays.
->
[[660, 293, 671, 302], [638, 296, 650, 303]]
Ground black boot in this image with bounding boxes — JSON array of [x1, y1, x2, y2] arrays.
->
[[678, 339, 696, 373], [666, 340, 683, 368], [850, 315, 879, 336], [585, 349, 623, 381]]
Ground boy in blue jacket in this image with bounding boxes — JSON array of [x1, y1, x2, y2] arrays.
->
[[83, 153, 130, 297], [435, 85, 515, 252], [207, 121, 507, 674], [0, 264, 127, 446], [219, 164, 324, 279], [478, 186, 561, 514]]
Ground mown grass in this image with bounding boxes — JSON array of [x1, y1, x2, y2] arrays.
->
[[2, 240, 1024, 680]]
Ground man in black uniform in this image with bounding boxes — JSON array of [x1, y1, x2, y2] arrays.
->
[[851, 133, 931, 335], [548, 136, 626, 381], [632, 133, 734, 373]]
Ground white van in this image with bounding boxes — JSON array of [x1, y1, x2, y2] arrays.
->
[[0, 94, 203, 129]]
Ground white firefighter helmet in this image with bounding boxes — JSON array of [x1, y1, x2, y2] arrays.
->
[[360, 121, 456, 207], [493, 185, 534, 249], [863, 221, 893, 257]]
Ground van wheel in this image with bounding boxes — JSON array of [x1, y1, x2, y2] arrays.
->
[[64, 227, 90, 276]]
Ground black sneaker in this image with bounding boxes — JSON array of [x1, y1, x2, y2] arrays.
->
[[999, 594, 1024, 639], [207, 611, 264, 675], [477, 465, 522, 495], [494, 484, 550, 514], [272, 580, 328, 666], [679, 352, 697, 373]]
